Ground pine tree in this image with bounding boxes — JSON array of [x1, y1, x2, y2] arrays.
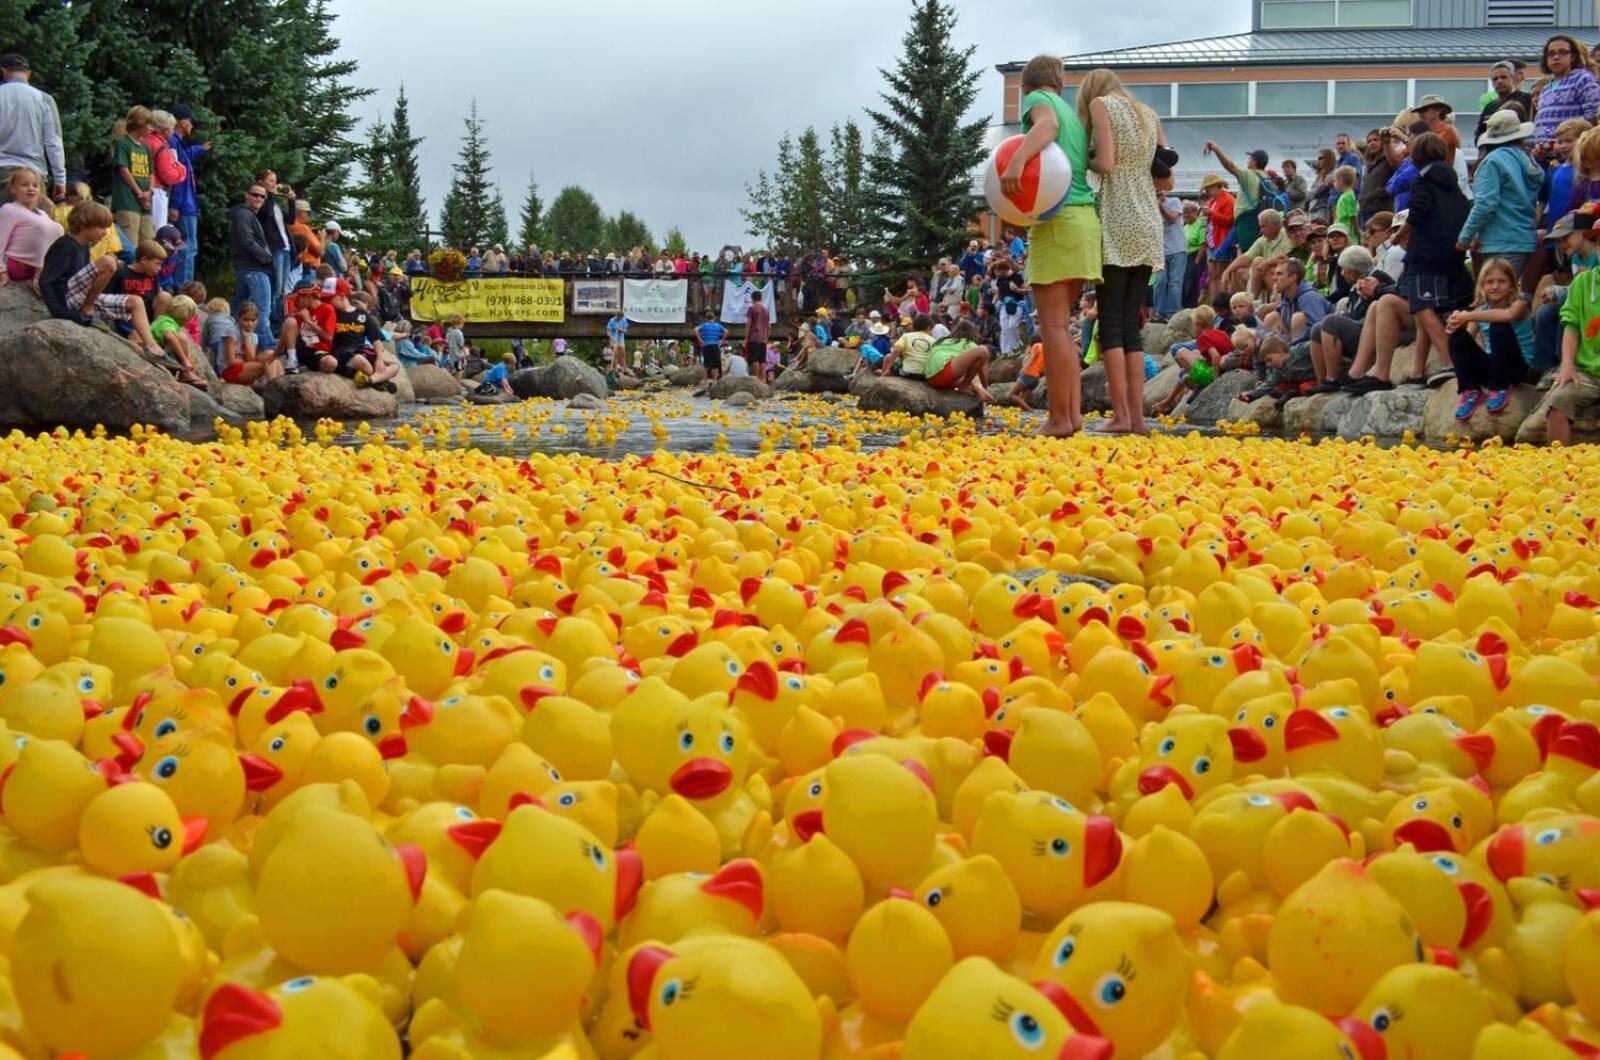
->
[[517, 175, 544, 251], [784, 128, 831, 250], [484, 188, 510, 250], [662, 226, 688, 257], [827, 120, 870, 257], [285, 0, 372, 217], [439, 101, 501, 251], [543, 185, 606, 253], [604, 210, 653, 254], [389, 85, 427, 248], [864, 0, 988, 269], [348, 119, 408, 251], [740, 168, 782, 248]]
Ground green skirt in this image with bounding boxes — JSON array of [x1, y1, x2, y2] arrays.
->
[[1025, 204, 1102, 287]]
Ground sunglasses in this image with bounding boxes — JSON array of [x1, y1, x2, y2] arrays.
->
[[246, 191, 265, 199]]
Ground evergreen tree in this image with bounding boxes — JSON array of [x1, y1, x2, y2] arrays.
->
[[543, 185, 606, 253], [284, 0, 372, 216], [604, 210, 653, 254], [662, 226, 688, 257], [348, 119, 408, 251], [484, 187, 510, 250], [439, 101, 501, 250], [827, 120, 870, 257], [784, 128, 831, 250], [740, 168, 782, 248], [517, 174, 544, 250], [388, 85, 427, 247], [864, 0, 988, 269]]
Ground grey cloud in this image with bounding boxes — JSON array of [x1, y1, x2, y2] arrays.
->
[[332, 0, 1249, 251]]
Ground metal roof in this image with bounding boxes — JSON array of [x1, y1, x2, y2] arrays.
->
[[996, 26, 1558, 70]]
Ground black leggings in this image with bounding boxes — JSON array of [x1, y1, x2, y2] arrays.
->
[[1097, 264, 1152, 353], [1448, 323, 1524, 392]]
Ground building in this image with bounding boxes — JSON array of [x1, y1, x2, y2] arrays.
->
[[992, 0, 1588, 199]]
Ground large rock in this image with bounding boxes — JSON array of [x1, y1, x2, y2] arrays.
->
[[1282, 394, 1333, 434], [613, 373, 643, 390], [181, 331, 265, 422], [1515, 388, 1600, 444], [774, 368, 814, 392], [510, 358, 609, 401], [1143, 364, 1185, 414], [1080, 362, 1111, 412], [1337, 387, 1429, 439], [710, 376, 773, 401], [1140, 320, 1174, 357], [989, 356, 1023, 384], [1164, 309, 1199, 345], [212, 382, 265, 420], [0, 284, 51, 337], [568, 393, 607, 411], [1224, 396, 1283, 429], [408, 364, 461, 401], [391, 364, 416, 404], [258, 373, 399, 420], [1422, 380, 1539, 443], [849, 374, 983, 420], [666, 366, 703, 386], [0, 319, 194, 433], [1385, 342, 1450, 384], [807, 346, 860, 380], [1182, 369, 1258, 426], [726, 391, 757, 407]]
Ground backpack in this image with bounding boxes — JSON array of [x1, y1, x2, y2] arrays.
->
[[1265, 187, 1291, 215]]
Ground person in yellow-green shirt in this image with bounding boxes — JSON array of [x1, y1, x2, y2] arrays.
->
[[54, 182, 126, 262]]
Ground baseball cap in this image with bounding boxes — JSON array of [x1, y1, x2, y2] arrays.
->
[[868, 310, 881, 320], [323, 221, 341, 234], [319, 278, 351, 300], [155, 225, 186, 250], [900, 316, 913, 327], [170, 104, 193, 121], [1547, 208, 1597, 242], [293, 200, 311, 214], [1391, 210, 1410, 229], [0, 54, 29, 73], [1283, 210, 1311, 228], [1327, 223, 1353, 240]]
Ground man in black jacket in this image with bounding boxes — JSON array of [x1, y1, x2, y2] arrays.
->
[[255, 169, 292, 330], [231, 182, 276, 351]]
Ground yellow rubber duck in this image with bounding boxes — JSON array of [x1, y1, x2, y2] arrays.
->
[[1352, 963, 1495, 1060], [971, 791, 1122, 926], [1217, 1001, 1387, 1060], [820, 752, 939, 894], [199, 975, 400, 1059], [914, 853, 1022, 962], [835, 893, 954, 1052], [902, 956, 1113, 1060], [76, 779, 207, 878], [618, 859, 764, 949]]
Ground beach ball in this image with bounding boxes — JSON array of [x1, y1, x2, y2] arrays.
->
[[984, 136, 1072, 227]]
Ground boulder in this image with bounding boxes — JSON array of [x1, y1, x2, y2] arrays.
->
[[1140, 320, 1173, 357], [511, 358, 609, 401], [1164, 308, 1199, 345], [710, 376, 772, 401], [178, 334, 265, 422], [774, 368, 814, 392], [1143, 364, 1185, 414], [464, 389, 516, 406], [0, 319, 194, 433], [1337, 387, 1429, 439], [1080, 362, 1111, 412], [1318, 392, 1362, 433], [1224, 396, 1283, 430], [568, 393, 607, 411], [989, 356, 1023, 384], [391, 365, 416, 404], [258, 373, 399, 420], [408, 364, 461, 401], [1282, 394, 1334, 434], [1385, 342, 1450, 385], [1422, 380, 1539, 443], [613, 373, 643, 390], [1182, 369, 1258, 426], [726, 391, 757, 407], [212, 383, 265, 420], [1514, 388, 1600, 444], [666, 366, 703, 387], [849, 374, 983, 420], [0, 284, 51, 337], [185, 387, 256, 439]]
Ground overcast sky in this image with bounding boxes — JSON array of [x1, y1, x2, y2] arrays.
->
[[331, 0, 1250, 251]]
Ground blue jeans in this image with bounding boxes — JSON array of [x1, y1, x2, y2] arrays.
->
[[233, 269, 275, 351], [270, 248, 292, 330], [174, 214, 198, 287], [1534, 293, 1566, 375], [1156, 251, 1186, 319]]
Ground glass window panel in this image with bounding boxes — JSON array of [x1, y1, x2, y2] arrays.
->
[[1337, 0, 1412, 24], [1178, 82, 1249, 117], [1127, 82, 1171, 117], [1260, 0, 1337, 27], [1256, 81, 1328, 115], [1414, 78, 1490, 119], [1336, 79, 1407, 115]]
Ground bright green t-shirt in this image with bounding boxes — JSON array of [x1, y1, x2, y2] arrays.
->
[[150, 316, 182, 344], [1184, 219, 1206, 253], [112, 136, 151, 213], [1236, 168, 1264, 210], [1560, 266, 1600, 377], [1020, 89, 1094, 207], [1335, 189, 1359, 231]]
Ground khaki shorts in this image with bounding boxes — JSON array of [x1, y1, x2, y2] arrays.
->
[[1548, 371, 1600, 419]]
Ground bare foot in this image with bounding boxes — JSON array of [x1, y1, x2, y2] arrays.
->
[[1037, 418, 1078, 438], [1093, 419, 1131, 433], [973, 384, 997, 404]]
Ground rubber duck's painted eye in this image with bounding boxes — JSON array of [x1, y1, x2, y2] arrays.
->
[[1413, 798, 1429, 811], [150, 826, 173, 849], [364, 715, 382, 736], [678, 732, 695, 752], [1371, 1009, 1394, 1033], [558, 792, 577, 807], [225, 676, 238, 688], [1235, 709, 1247, 722], [785, 677, 803, 691], [1052, 936, 1075, 967], [659, 979, 681, 1006], [1536, 828, 1561, 846], [77, 676, 96, 694], [1450, 814, 1463, 829], [807, 780, 823, 798], [439, 640, 453, 655], [1384, 689, 1397, 700], [323, 675, 339, 690], [1527, 706, 1548, 715], [26, 615, 41, 629], [1263, 715, 1277, 729], [588, 844, 607, 872], [1247, 794, 1272, 806], [1158, 738, 1176, 756], [154, 719, 178, 738], [1193, 756, 1211, 776], [725, 660, 740, 677], [1431, 855, 1459, 874], [720, 732, 735, 753], [1095, 973, 1127, 1007], [545, 764, 561, 781], [1329, 708, 1351, 719], [1050, 797, 1076, 815], [1047, 837, 1070, 858], [269, 737, 286, 752], [284, 977, 316, 993], [455, 806, 475, 821], [1009, 1011, 1045, 1050], [923, 887, 945, 908], [154, 756, 179, 779]]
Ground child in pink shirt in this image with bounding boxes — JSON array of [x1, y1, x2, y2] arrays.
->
[[0, 167, 64, 285]]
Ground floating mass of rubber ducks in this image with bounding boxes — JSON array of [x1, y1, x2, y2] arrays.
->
[[0, 420, 1597, 1059]]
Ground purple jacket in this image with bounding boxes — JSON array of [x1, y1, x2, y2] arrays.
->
[[165, 134, 208, 217]]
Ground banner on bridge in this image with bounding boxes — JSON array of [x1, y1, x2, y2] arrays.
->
[[623, 278, 688, 323], [720, 279, 777, 325], [571, 279, 621, 315], [409, 278, 564, 323]]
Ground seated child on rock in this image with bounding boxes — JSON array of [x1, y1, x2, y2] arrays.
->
[[324, 284, 399, 391], [477, 351, 516, 396], [38, 202, 170, 363], [1009, 341, 1046, 411], [147, 294, 207, 389], [280, 283, 332, 372], [1153, 306, 1233, 414], [203, 298, 280, 387], [1240, 334, 1315, 403], [921, 318, 996, 403], [1549, 239, 1600, 443]]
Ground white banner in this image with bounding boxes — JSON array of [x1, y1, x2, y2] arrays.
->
[[720, 279, 777, 325], [571, 279, 621, 315], [623, 278, 688, 323]]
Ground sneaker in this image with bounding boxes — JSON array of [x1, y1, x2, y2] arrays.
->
[[1399, 375, 1427, 389], [1537, 369, 1558, 391], [1305, 380, 1341, 395], [1484, 388, 1510, 413], [377, 380, 399, 394], [1426, 368, 1457, 388], [1455, 388, 1484, 420], [1348, 375, 1394, 395]]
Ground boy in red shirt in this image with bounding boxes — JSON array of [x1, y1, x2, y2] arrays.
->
[[278, 283, 333, 372], [1153, 305, 1234, 415]]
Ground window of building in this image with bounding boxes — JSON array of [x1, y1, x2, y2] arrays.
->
[[1414, 78, 1489, 119], [1127, 82, 1172, 116], [1486, 0, 1554, 24], [1256, 81, 1328, 115], [1178, 82, 1249, 117], [1335, 79, 1407, 115], [1259, 0, 1409, 27]]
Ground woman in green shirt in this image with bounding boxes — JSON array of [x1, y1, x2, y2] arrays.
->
[[999, 55, 1106, 438]]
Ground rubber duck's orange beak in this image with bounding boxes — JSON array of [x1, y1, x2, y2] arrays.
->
[[1550, 721, 1600, 769], [1454, 733, 1495, 772], [792, 809, 824, 843], [111, 731, 145, 770], [1031, 979, 1101, 1038], [238, 753, 283, 792], [615, 847, 643, 920], [1228, 726, 1267, 763], [377, 735, 407, 760], [1082, 815, 1122, 888], [834, 618, 871, 645], [568, 910, 603, 965], [226, 685, 258, 718], [182, 817, 209, 855], [1284, 709, 1339, 750], [394, 842, 426, 902], [1014, 592, 1042, 619], [1331, 1017, 1388, 1060], [669, 758, 732, 799], [665, 632, 699, 658], [1138, 763, 1194, 800], [1231, 643, 1262, 672], [452, 648, 476, 678], [265, 680, 322, 723], [200, 982, 283, 1060], [700, 859, 764, 919], [0, 625, 32, 648], [518, 685, 559, 709], [400, 695, 434, 730], [982, 728, 1015, 761], [1485, 826, 1524, 882], [447, 819, 503, 860], [626, 944, 675, 1031], [437, 610, 468, 634], [1458, 881, 1492, 948], [1392, 818, 1455, 853]]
